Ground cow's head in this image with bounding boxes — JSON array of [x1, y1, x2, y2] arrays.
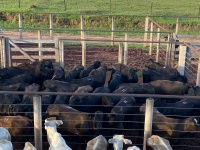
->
[[107, 111, 124, 129], [184, 117, 200, 132], [93, 110, 103, 130]]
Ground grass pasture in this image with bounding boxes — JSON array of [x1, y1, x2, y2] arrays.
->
[[0, 0, 200, 17]]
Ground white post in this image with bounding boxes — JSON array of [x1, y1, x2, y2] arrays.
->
[[196, 58, 200, 86], [175, 17, 180, 35], [111, 16, 114, 46], [143, 98, 154, 150], [124, 33, 128, 65], [50, 14, 53, 39], [80, 15, 84, 45], [178, 45, 187, 76], [165, 33, 171, 66], [59, 41, 64, 68], [82, 31, 86, 67], [144, 16, 149, 47], [38, 30, 43, 61], [118, 42, 123, 63], [19, 13, 23, 39], [149, 22, 153, 56], [33, 96, 42, 150], [156, 28, 160, 62]]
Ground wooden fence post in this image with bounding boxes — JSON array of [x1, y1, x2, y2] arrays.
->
[[178, 45, 187, 75], [143, 98, 154, 150], [38, 30, 43, 61], [156, 28, 160, 62], [124, 33, 128, 65], [5, 38, 11, 67], [82, 31, 86, 67], [118, 42, 123, 63], [111, 16, 115, 46], [144, 16, 149, 47], [33, 96, 42, 150], [149, 22, 153, 56], [54, 38, 60, 63], [196, 57, 200, 86], [59, 41, 64, 68], [0, 37, 5, 68], [49, 14, 53, 39], [165, 33, 171, 66], [80, 15, 84, 45], [19, 12, 23, 39], [175, 17, 180, 35], [170, 35, 176, 67]]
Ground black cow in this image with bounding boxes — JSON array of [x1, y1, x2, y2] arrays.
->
[[0, 67, 24, 79], [0, 93, 22, 116], [69, 87, 110, 113], [140, 104, 200, 139], [118, 83, 156, 103], [17, 60, 54, 85], [69, 85, 94, 107], [143, 68, 187, 83], [102, 85, 134, 113], [149, 80, 191, 95], [46, 104, 104, 135], [53, 87, 69, 104], [79, 60, 101, 78], [41, 88, 55, 113], [107, 96, 136, 129], [0, 73, 35, 86], [108, 71, 124, 92], [42, 80, 79, 92], [154, 99, 200, 118], [11, 83, 40, 118], [110, 63, 138, 83], [65, 64, 84, 79], [88, 65, 107, 88], [51, 66, 65, 80], [144, 58, 187, 83], [0, 83, 30, 91], [193, 86, 200, 96]]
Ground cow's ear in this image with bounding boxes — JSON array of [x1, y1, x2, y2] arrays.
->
[[123, 139, 132, 144], [108, 138, 114, 144]]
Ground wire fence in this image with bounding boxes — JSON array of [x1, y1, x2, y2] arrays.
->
[[0, 91, 200, 150]]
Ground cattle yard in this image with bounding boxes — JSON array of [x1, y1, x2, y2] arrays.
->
[[0, 14, 200, 150]]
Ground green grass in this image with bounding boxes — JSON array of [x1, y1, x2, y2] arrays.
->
[[0, 0, 200, 17]]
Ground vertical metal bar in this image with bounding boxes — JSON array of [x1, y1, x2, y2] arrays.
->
[[143, 98, 154, 150], [33, 96, 42, 150]]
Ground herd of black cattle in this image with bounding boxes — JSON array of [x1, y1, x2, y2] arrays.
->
[[0, 58, 199, 149]]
